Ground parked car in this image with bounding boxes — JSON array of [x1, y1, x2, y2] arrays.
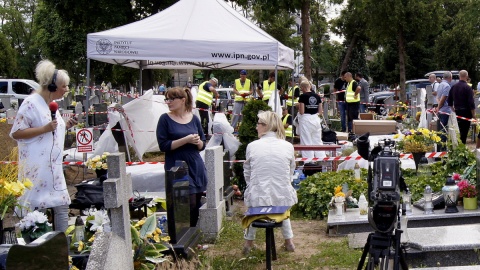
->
[[212, 88, 235, 114], [367, 91, 395, 116], [424, 70, 459, 81], [405, 79, 430, 100], [0, 79, 38, 109]]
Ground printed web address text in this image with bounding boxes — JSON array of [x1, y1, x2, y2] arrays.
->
[[211, 52, 270, 61]]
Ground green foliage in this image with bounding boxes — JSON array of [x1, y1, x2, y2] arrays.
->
[[293, 169, 368, 219], [232, 100, 271, 191]]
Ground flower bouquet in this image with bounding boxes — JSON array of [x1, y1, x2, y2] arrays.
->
[[85, 152, 109, 178], [394, 128, 442, 153], [16, 210, 52, 243], [0, 148, 33, 219]]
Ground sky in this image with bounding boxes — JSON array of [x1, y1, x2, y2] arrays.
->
[[325, 2, 346, 43]]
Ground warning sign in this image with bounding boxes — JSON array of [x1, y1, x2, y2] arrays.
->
[[76, 128, 94, 153]]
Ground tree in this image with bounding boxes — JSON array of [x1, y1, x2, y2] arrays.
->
[[363, 0, 445, 101], [0, 32, 16, 77], [0, 0, 38, 78]]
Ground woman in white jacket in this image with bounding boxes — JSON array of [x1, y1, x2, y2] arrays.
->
[[243, 111, 298, 254]]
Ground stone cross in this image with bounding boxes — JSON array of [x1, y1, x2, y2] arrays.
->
[[86, 153, 133, 270]]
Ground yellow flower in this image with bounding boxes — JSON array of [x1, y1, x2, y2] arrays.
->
[[23, 179, 33, 189], [335, 192, 345, 197], [88, 235, 95, 242], [334, 185, 342, 195], [0, 118, 6, 123], [77, 241, 84, 252], [153, 234, 160, 242]]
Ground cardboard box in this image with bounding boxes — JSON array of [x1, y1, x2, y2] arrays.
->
[[353, 120, 397, 135], [359, 113, 374, 120]]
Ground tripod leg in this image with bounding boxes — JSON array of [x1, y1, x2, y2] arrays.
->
[[399, 248, 408, 270], [357, 233, 373, 270]]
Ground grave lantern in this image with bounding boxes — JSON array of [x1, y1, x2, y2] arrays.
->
[[402, 191, 413, 216], [423, 185, 434, 214], [442, 177, 459, 213], [417, 157, 431, 176]]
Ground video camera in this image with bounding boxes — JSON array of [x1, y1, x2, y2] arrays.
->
[[357, 132, 407, 234]]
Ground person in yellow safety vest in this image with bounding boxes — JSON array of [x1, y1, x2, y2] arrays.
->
[[231, 70, 253, 130], [195, 77, 219, 136], [256, 71, 283, 104], [344, 72, 361, 133], [282, 106, 293, 139], [285, 78, 300, 117]]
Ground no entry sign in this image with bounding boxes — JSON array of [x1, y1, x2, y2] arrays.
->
[[76, 128, 94, 153]]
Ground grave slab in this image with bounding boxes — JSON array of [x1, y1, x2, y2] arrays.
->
[[349, 224, 480, 268], [328, 205, 480, 235]]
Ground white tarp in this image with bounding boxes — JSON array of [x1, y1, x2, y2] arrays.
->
[[86, 0, 294, 70], [94, 90, 169, 160]]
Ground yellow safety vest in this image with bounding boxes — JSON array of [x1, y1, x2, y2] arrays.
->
[[346, 81, 360, 103], [234, 78, 251, 101], [282, 113, 293, 138], [286, 86, 299, 107], [197, 81, 214, 106], [262, 80, 275, 101]]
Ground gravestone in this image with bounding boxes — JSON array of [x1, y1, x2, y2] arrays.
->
[[93, 103, 108, 126], [198, 146, 226, 242], [89, 95, 99, 106], [383, 95, 396, 115], [64, 92, 72, 109], [121, 96, 134, 105], [5, 231, 69, 270], [86, 153, 134, 270], [425, 85, 433, 125], [165, 161, 200, 257]]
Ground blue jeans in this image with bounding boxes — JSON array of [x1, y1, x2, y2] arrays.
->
[[359, 104, 367, 113], [338, 102, 347, 132]]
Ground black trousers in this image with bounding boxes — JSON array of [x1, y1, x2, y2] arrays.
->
[[456, 109, 472, 144], [190, 192, 203, 227], [347, 102, 360, 132], [196, 101, 210, 135]]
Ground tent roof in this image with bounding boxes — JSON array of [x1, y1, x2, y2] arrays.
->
[[86, 0, 294, 70]]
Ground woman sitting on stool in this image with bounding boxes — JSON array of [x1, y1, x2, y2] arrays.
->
[[242, 111, 298, 254]]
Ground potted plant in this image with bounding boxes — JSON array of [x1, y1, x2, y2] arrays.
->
[[16, 210, 52, 243], [457, 179, 478, 210]]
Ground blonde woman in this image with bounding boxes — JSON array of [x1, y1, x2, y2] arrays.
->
[[298, 77, 325, 159], [10, 59, 75, 232], [243, 111, 298, 253]]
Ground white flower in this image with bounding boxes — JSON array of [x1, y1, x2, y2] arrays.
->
[[16, 210, 51, 231], [88, 210, 110, 232]]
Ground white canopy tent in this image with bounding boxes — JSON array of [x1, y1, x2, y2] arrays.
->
[[86, 0, 294, 70]]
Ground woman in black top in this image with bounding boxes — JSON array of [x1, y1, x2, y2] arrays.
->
[[297, 77, 325, 159]]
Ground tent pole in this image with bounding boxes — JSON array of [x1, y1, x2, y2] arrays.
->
[[84, 58, 91, 181], [274, 65, 278, 114], [139, 62, 143, 96], [86, 58, 91, 128]]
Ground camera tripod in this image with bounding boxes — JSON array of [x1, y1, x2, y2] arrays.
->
[[357, 228, 408, 270]]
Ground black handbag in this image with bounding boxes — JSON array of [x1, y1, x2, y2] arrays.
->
[[322, 130, 338, 144], [70, 181, 104, 209], [320, 118, 338, 144]]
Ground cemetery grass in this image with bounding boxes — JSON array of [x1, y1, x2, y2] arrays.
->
[[196, 200, 363, 270]]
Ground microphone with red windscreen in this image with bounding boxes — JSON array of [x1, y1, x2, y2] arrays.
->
[[49, 101, 58, 134]]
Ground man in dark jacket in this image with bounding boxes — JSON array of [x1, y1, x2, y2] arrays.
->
[[447, 70, 475, 144]]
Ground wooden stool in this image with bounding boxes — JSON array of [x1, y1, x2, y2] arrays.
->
[[251, 220, 283, 270]]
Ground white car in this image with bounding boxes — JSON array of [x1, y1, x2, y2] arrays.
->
[[212, 88, 235, 112], [0, 79, 39, 110]]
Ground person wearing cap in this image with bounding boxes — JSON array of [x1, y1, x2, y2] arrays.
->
[[196, 77, 219, 136], [231, 70, 253, 130], [256, 71, 282, 104], [282, 106, 294, 140]]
